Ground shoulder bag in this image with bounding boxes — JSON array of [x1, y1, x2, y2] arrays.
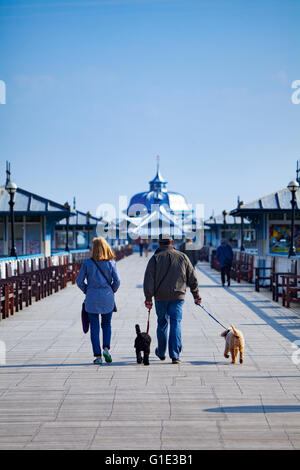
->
[[81, 302, 90, 334]]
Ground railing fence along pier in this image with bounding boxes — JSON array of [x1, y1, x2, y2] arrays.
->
[[0, 245, 132, 321]]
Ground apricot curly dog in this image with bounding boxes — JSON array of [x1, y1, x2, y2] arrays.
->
[[221, 325, 244, 364]]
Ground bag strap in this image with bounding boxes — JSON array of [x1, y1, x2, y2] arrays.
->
[[91, 258, 113, 291]]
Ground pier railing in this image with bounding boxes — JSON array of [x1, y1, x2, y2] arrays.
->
[[0, 245, 132, 321]]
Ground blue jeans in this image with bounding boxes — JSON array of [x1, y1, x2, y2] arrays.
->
[[87, 312, 113, 357], [155, 300, 184, 360]]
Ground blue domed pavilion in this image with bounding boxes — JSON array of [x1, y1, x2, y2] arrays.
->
[[126, 157, 197, 242], [127, 158, 191, 217]]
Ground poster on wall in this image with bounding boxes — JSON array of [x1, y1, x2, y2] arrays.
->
[[269, 225, 300, 254]]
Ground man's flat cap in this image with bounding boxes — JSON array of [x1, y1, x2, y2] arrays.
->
[[159, 233, 173, 242]]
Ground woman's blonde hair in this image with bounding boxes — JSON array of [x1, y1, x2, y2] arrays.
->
[[92, 237, 115, 261]]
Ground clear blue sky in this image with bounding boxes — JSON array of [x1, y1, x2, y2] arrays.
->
[[0, 0, 300, 219]]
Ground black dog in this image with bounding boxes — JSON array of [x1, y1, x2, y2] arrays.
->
[[134, 324, 151, 366]]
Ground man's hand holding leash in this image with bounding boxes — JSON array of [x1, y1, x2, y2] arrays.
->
[[145, 300, 153, 310], [194, 298, 202, 305]]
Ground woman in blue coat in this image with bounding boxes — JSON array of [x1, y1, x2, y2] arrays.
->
[[76, 237, 120, 364]]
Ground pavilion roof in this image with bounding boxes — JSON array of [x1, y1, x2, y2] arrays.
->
[[0, 186, 72, 220], [205, 213, 251, 226], [230, 187, 300, 216], [56, 210, 102, 227]]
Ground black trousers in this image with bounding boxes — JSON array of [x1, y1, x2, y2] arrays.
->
[[221, 265, 231, 285]]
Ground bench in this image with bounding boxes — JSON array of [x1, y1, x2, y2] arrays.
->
[[282, 274, 300, 308], [230, 252, 254, 283], [255, 258, 276, 292], [0, 281, 14, 319], [272, 261, 298, 303]]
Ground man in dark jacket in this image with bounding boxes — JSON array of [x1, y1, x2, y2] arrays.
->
[[143, 234, 201, 364], [216, 239, 234, 287], [179, 238, 199, 267]]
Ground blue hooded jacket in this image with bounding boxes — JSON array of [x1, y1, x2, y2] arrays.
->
[[76, 258, 120, 314], [216, 242, 233, 268]]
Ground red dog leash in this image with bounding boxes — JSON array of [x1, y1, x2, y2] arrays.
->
[[146, 308, 151, 334]]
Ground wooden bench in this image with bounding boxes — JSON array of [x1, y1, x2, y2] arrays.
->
[[282, 274, 300, 308], [272, 261, 298, 303], [31, 259, 42, 302], [0, 281, 14, 319], [255, 267, 273, 292], [234, 253, 254, 283], [23, 260, 33, 307], [255, 258, 276, 292]]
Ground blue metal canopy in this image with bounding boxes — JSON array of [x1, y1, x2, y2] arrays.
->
[[56, 210, 102, 227], [205, 214, 251, 226], [0, 186, 72, 220], [230, 187, 300, 215]]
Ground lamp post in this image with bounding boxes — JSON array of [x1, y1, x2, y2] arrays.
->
[[6, 180, 18, 258], [222, 210, 227, 241], [238, 200, 245, 252], [287, 180, 299, 258], [86, 211, 91, 249], [64, 202, 71, 252], [5, 180, 18, 258]]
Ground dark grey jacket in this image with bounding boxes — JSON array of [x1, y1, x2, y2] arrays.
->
[[143, 245, 200, 302]]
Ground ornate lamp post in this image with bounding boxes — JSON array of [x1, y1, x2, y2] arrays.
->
[[222, 210, 227, 240], [86, 211, 91, 249], [287, 180, 299, 258], [6, 180, 18, 258], [64, 202, 71, 252], [238, 199, 245, 252]]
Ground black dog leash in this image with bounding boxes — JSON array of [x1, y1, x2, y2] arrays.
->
[[197, 304, 228, 330]]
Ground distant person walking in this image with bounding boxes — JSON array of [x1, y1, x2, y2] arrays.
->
[[143, 234, 201, 364], [179, 238, 199, 267], [76, 237, 120, 364], [144, 238, 150, 257], [216, 239, 233, 287], [138, 238, 144, 257]]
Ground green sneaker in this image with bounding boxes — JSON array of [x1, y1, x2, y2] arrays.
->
[[93, 356, 102, 365], [103, 348, 112, 363]]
